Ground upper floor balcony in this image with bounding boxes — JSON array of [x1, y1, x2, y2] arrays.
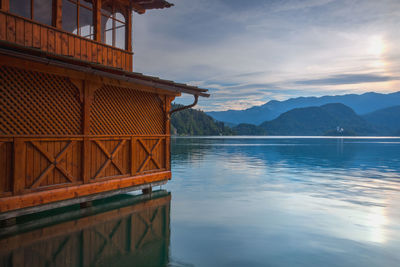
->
[[0, 0, 173, 71]]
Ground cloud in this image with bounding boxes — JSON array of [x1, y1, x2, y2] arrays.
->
[[295, 74, 399, 86], [133, 0, 400, 111]]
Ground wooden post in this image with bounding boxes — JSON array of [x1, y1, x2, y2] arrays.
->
[[126, 7, 133, 71], [80, 201, 93, 208], [126, 8, 132, 52], [53, 0, 62, 28], [1, 0, 9, 12], [131, 137, 136, 175], [83, 81, 93, 184], [142, 187, 152, 194], [165, 96, 174, 171], [94, 0, 101, 42], [82, 81, 100, 183], [13, 138, 26, 194]]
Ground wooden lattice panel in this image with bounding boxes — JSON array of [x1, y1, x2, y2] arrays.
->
[[88, 138, 130, 180], [25, 140, 82, 190], [0, 139, 12, 195], [91, 85, 165, 135], [0, 66, 82, 135]]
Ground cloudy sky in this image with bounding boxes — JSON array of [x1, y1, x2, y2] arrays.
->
[[132, 0, 400, 111]]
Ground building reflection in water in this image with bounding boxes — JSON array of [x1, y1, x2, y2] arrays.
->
[[0, 190, 171, 267]]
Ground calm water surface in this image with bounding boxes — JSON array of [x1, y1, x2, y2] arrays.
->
[[167, 137, 400, 267], [1, 137, 400, 267]]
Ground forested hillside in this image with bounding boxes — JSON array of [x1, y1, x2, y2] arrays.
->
[[170, 104, 234, 136], [259, 103, 377, 136]]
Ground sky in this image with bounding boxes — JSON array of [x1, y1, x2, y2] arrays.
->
[[132, 0, 400, 111]]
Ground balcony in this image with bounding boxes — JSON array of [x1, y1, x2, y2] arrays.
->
[[0, 10, 133, 71]]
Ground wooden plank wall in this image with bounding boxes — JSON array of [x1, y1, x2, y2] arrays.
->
[[0, 62, 171, 211], [0, 10, 133, 71], [0, 136, 168, 198]]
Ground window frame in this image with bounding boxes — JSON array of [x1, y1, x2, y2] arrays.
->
[[65, 0, 95, 39], [9, 0, 53, 25], [100, 1, 127, 49]]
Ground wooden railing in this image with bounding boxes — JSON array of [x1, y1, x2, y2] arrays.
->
[[0, 10, 133, 71], [0, 135, 169, 200]]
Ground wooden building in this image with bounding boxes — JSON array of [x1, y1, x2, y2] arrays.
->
[[0, 190, 171, 266], [0, 0, 208, 220]]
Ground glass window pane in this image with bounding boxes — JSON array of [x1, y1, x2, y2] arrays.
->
[[115, 21, 125, 49], [34, 0, 53, 25], [62, 0, 78, 34], [10, 0, 31, 18], [101, 15, 113, 46], [79, 6, 93, 39]]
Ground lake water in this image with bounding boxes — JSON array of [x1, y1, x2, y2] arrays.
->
[[1, 137, 400, 267], [167, 137, 400, 267]]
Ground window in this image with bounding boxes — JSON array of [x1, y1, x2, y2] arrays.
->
[[101, 1, 126, 49], [62, 0, 94, 39], [10, 0, 52, 25]]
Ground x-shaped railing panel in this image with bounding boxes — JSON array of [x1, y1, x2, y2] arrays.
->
[[93, 140, 126, 179], [30, 141, 75, 189], [137, 138, 162, 173]]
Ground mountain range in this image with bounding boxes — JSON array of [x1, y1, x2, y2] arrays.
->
[[230, 103, 400, 136], [207, 91, 400, 125]]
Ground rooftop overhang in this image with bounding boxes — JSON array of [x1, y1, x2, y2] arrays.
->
[[129, 0, 174, 14], [0, 45, 209, 98]]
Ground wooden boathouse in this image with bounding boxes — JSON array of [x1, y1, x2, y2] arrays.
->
[[0, 0, 208, 220]]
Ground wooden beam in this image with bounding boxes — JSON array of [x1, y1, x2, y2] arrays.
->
[[0, 171, 171, 213]]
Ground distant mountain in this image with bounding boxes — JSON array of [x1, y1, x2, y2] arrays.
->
[[259, 103, 377, 136], [362, 105, 400, 135], [207, 91, 400, 125], [171, 104, 234, 136]]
